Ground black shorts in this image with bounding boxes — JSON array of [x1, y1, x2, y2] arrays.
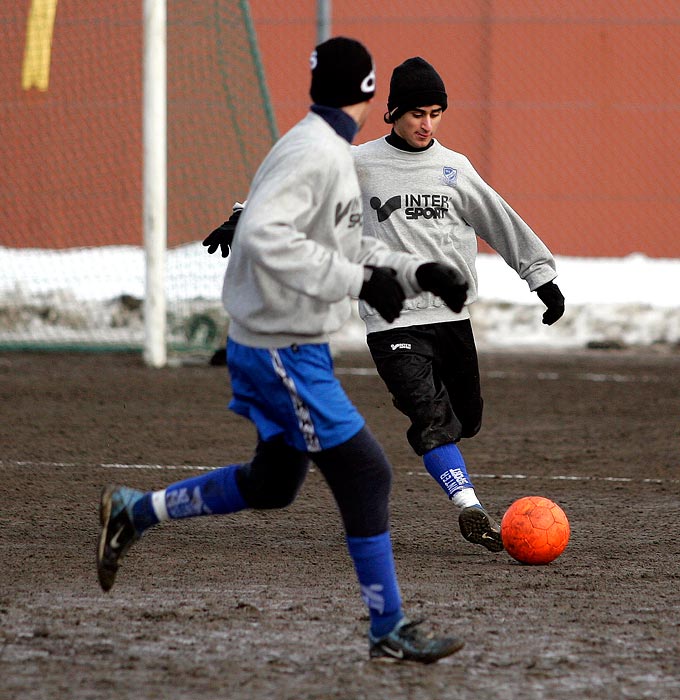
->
[[366, 320, 483, 455]]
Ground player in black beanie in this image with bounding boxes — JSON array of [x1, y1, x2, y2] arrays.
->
[[203, 36, 377, 263], [310, 36, 376, 108], [353, 56, 565, 556]]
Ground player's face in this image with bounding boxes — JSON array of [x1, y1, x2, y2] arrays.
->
[[394, 105, 443, 148]]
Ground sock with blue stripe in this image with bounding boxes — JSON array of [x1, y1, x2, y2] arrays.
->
[[423, 443, 481, 509], [346, 532, 403, 638], [132, 465, 247, 532]]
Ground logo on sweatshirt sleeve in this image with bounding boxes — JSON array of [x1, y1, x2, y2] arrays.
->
[[335, 198, 363, 228]]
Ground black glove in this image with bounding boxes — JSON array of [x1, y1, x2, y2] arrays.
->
[[359, 266, 406, 323], [535, 280, 565, 325], [415, 262, 469, 313], [202, 207, 243, 257]]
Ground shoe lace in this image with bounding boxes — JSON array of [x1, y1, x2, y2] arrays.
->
[[396, 618, 429, 643]]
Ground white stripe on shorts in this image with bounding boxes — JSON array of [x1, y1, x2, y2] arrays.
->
[[269, 349, 321, 452]]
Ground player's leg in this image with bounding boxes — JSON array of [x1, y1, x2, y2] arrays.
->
[[419, 439, 502, 552], [96, 437, 309, 592], [246, 345, 403, 639], [367, 323, 502, 552], [97, 338, 318, 592], [431, 320, 503, 551], [367, 325, 473, 500], [366, 325, 461, 453], [313, 425, 464, 663], [312, 425, 400, 635], [434, 319, 483, 440]]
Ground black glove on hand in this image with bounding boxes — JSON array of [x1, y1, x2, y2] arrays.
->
[[359, 266, 406, 323], [202, 207, 243, 257], [535, 280, 565, 325], [415, 262, 469, 313]]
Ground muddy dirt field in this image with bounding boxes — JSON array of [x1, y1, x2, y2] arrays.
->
[[1, 347, 679, 700]]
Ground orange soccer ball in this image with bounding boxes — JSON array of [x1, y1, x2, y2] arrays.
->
[[501, 496, 570, 565]]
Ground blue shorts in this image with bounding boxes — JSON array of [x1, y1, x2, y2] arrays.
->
[[226, 339, 365, 453]]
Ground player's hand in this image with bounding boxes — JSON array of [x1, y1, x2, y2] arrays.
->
[[415, 262, 468, 313], [202, 206, 243, 257], [359, 266, 406, 323], [535, 281, 565, 325]]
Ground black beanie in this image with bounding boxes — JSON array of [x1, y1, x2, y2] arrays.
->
[[385, 57, 448, 123], [310, 37, 376, 108]]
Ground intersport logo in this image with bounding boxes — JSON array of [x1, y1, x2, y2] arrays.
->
[[369, 193, 450, 222]]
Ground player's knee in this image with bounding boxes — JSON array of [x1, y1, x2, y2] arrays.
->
[[409, 421, 462, 456], [252, 484, 299, 510], [460, 419, 482, 439], [237, 476, 300, 510], [313, 426, 392, 536], [361, 455, 392, 502], [235, 461, 306, 510], [410, 397, 483, 451], [459, 401, 483, 438]]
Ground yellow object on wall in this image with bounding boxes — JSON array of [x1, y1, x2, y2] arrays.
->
[[22, 0, 58, 91]]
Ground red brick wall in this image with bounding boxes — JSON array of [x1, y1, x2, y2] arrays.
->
[[2, 1, 678, 257]]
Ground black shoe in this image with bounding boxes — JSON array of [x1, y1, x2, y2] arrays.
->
[[96, 485, 143, 592], [369, 618, 464, 664], [459, 505, 504, 552]]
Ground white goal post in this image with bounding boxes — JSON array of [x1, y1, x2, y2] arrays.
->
[[143, 0, 167, 368]]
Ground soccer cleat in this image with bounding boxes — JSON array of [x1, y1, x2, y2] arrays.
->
[[96, 485, 143, 592], [459, 505, 504, 552], [369, 618, 464, 664]]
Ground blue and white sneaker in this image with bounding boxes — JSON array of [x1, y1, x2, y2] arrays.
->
[[459, 505, 504, 552], [96, 485, 143, 592], [369, 618, 464, 664]]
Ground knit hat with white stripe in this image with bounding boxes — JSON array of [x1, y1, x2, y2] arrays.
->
[[310, 37, 376, 108]]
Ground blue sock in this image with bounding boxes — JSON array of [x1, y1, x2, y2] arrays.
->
[[346, 532, 403, 638], [423, 443, 475, 499], [163, 465, 247, 518], [132, 465, 248, 530]]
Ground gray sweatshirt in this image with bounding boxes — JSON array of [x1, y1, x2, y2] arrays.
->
[[223, 113, 424, 348], [353, 137, 558, 334]]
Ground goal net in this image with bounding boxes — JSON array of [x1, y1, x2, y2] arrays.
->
[[0, 1, 276, 357]]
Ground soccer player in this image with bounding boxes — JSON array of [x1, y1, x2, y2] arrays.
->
[[352, 57, 565, 554], [97, 38, 471, 664]]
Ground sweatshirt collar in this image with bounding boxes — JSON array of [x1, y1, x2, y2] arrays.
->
[[311, 105, 358, 144], [385, 128, 435, 152]]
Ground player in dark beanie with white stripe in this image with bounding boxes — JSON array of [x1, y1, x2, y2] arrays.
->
[[97, 38, 470, 664], [353, 57, 565, 553]]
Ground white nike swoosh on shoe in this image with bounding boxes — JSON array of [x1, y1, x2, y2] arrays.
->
[[109, 526, 125, 550], [381, 646, 405, 659]]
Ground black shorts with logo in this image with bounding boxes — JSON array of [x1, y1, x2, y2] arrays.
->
[[366, 319, 483, 456]]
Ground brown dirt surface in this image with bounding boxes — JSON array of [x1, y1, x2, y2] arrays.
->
[[1, 347, 679, 700]]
